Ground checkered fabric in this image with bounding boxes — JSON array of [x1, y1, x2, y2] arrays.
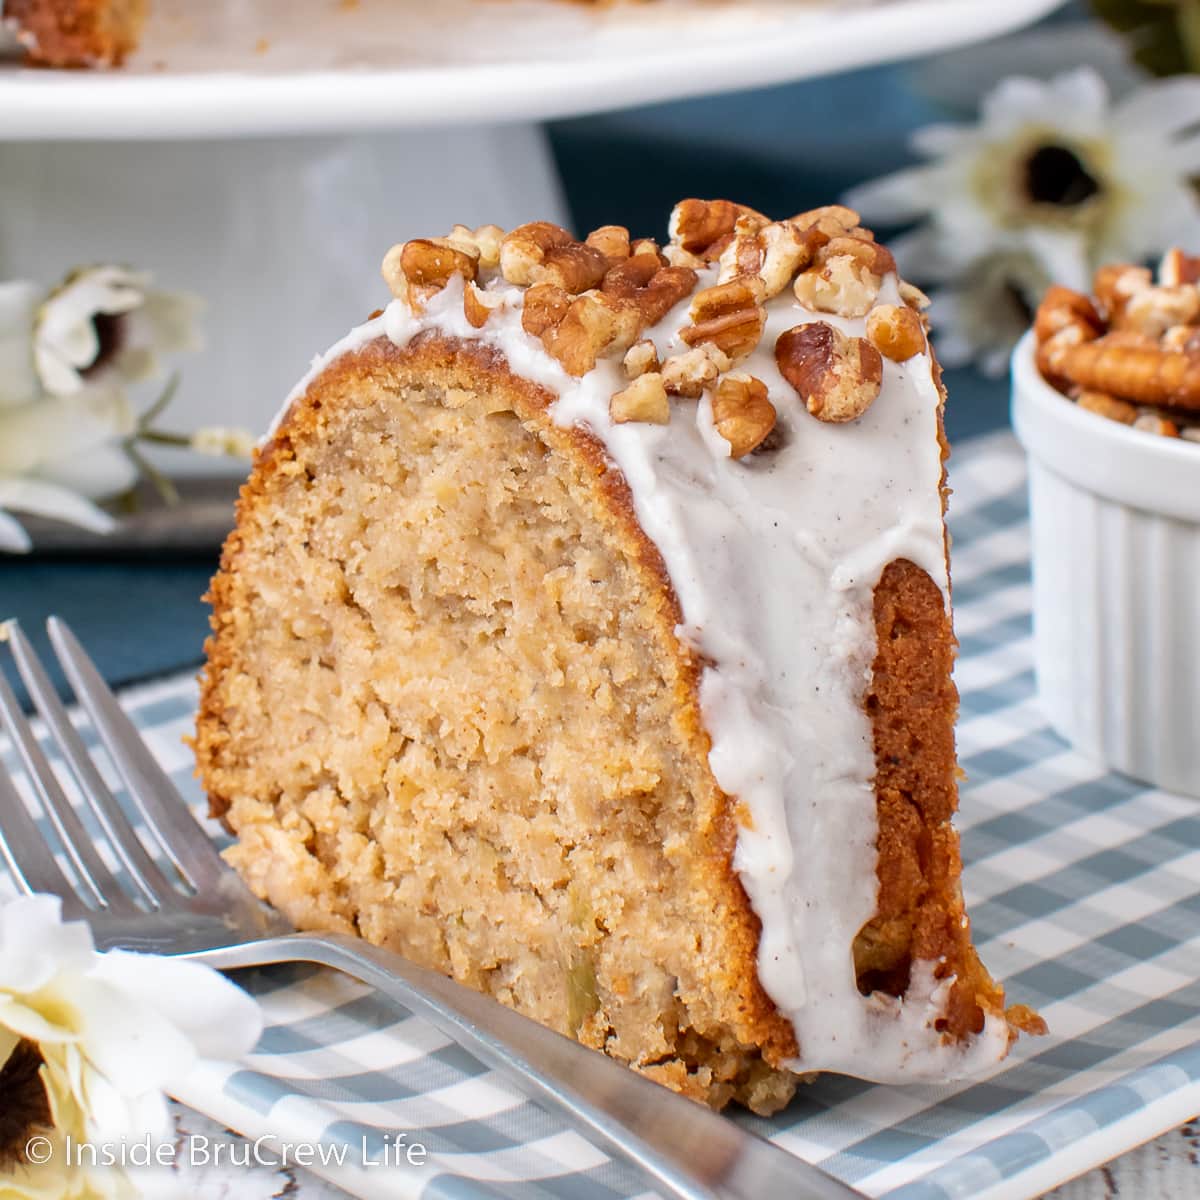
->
[[3, 432, 1198, 1200]]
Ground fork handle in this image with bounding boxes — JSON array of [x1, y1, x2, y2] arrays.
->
[[199, 933, 863, 1200]]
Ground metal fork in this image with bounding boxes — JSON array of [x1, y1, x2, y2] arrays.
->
[[0, 617, 863, 1200]]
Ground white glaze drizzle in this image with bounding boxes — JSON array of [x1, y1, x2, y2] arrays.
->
[[269, 265, 1010, 1082]]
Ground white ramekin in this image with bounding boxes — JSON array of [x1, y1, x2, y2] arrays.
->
[[1011, 330, 1200, 799]]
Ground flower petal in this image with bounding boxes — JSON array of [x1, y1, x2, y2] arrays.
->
[[0, 386, 135, 477], [0, 895, 96, 992], [0, 478, 117, 537], [36, 443, 139, 503], [69, 975, 197, 1098], [94, 952, 264, 1063], [0, 507, 32, 553], [1115, 76, 1200, 141], [843, 165, 941, 224]]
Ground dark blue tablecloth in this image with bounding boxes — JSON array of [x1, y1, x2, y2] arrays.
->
[[0, 59, 1014, 701]]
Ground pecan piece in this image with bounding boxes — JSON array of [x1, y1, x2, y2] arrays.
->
[[776, 321, 883, 423], [446, 223, 505, 270], [586, 225, 631, 262], [500, 222, 609, 293], [1124, 285, 1200, 339], [1160, 248, 1200, 287], [1033, 286, 1104, 346], [623, 339, 660, 379], [668, 198, 768, 259], [788, 204, 861, 239], [717, 219, 815, 296], [680, 277, 767, 361], [610, 372, 670, 425], [463, 281, 496, 329], [1093, 264, 1151, 327], [661, 344, 730, 398], [1077, 390, 1137, 425], [866, 303, 926, 362], [400, 238, 479, 288], [793, 236, 892, 319], [522, 283, 571, 337], [1133, 411, 1181, 437], [543, 293, 640, 376], [711, 374, 776, 458], [603, 254, 697, 325], [1039, 334, 1200, 413]]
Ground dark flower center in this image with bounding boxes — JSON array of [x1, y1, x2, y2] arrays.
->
[[81, 311, 127, 379], [0, 1041, 52, 1169], [1024, 144, 1101, 208]]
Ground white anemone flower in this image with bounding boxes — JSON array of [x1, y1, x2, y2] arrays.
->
[[33, 266, 203, 397], [846, 68, 1200, 291], [0, 895, 263, 1197], [0, 384, 139, 554]]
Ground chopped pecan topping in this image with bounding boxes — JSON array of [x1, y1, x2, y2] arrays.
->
[[681, 277, 767, 361], [543, 292, 640, 376], [661, 344, 730, 398], [788, 204, 862, 240], [711, 374, 776, 457], [866, 303, 926, 363], [602, 254, 698, 324], [793, 236, 893, 319], [463, 281, 495, 329], [717, 219, 816, 297], [381, 237, 478, 306], [586, 225, 632, 261], [669, 199, 768, 260], [400, 238, 479, 288], [610, 372, 670, 425], [522, 282, 571, 337], [501, 222, 609, 293], [623, 339, 660, 379], [447, 224, 505, 270], [776, 321, 883, 422]]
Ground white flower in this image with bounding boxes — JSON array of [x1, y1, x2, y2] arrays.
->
[[33, 267, 202, 397], [847, 68, 1200, 287], [0, 263, 204, 553], [845, 68, 1200, 372], [0, 896, 263, 1197]]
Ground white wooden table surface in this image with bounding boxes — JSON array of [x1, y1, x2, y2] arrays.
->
[[1046, 1123, 1200, 1199]]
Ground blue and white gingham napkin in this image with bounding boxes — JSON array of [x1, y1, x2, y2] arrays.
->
[[4, 431, 1199, 1200]]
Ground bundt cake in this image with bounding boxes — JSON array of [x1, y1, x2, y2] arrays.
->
[[194, 199, 1041, 1113]]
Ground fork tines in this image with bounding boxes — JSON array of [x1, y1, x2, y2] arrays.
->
[[0, 618, 227, 918]]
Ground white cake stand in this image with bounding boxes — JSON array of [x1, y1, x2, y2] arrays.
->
[[0, 0, 1065, 466]]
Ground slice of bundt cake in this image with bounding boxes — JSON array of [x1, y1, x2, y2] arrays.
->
[[195, 200, 1040, 1113]]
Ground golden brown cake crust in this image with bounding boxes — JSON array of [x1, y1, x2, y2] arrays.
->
[[5, 0, 146, 66]]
